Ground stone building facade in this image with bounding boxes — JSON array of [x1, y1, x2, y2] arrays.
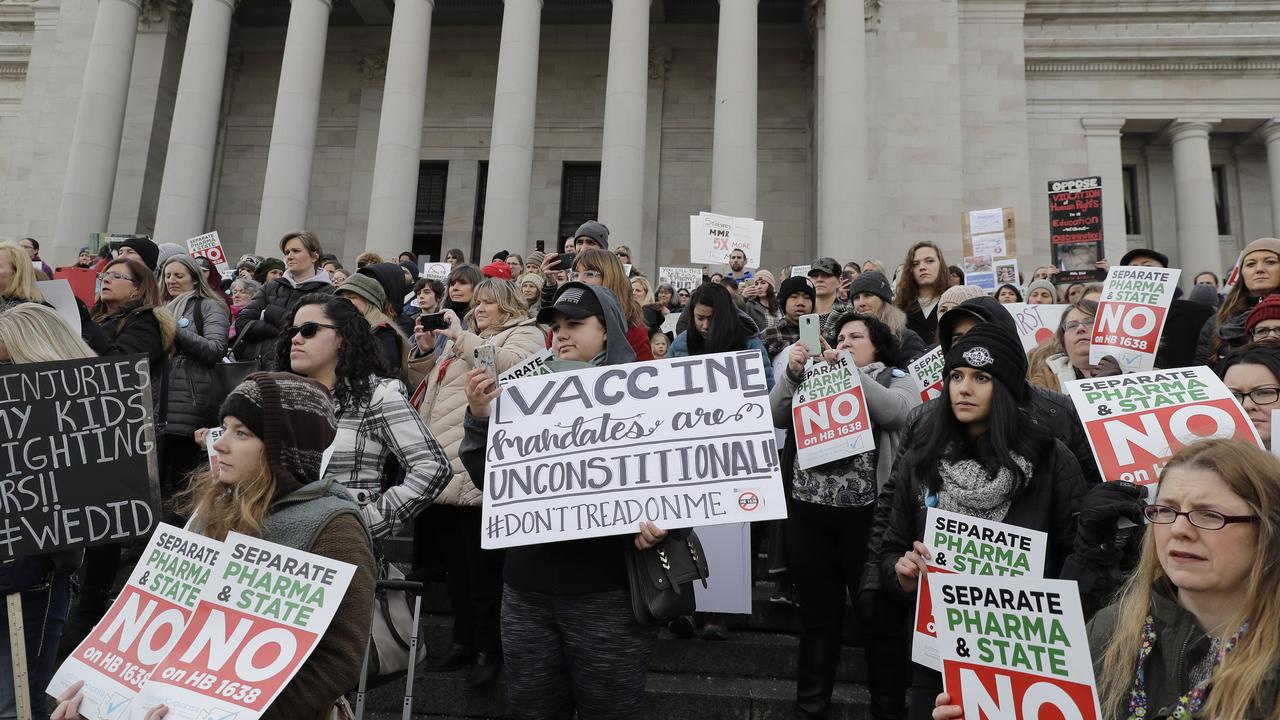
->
[[1, 0, 1278, 284]]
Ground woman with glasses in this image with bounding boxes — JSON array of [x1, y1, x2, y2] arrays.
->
[[1219, 346, 1280, 451], [1027, 299, 1121, 392], [1245, 294, 1280, 346], [933, 439, 1280, 720], [567, 248, 653, 360]]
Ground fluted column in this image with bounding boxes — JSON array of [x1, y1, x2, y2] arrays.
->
[[153, 0, 238, 243], [254, 0, 333, 256], [1082, 118, 1127, 266], [479, 0, 543, 259], [52, 0, 142, 252], [1261, 120, 1280, 237], [710, 0, 758, 218], [818, 0, 865, 259], [597, 0, 650, 258], [1169, 119, 1222, 278], [365, 0, 436, 257]]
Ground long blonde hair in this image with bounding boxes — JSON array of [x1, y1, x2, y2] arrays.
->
[[1098, 440, 1280, 720], [574, 249, 645, 327], [631, 275, 653, 304], [0, 304, 94, 363], [178, 455, 274, 541], [0, 242, 43, 302]]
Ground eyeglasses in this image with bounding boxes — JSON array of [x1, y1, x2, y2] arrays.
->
[[1231, 387, 1280, 405], [1143, 504, 1258, 531], [569, 270, 602, 282], [1062, 317, 1095, 333], [1251, 326, 1280, 340], [98, 271, 137, 284], [287, 321, 339, 339]]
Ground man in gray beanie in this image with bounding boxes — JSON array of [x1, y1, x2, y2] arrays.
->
[[574, 221, 610, 251]]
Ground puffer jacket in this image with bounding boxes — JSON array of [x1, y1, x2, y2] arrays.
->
[[408, 316, 546, 506], [165, 297, 230, 436], [232, 270, 334, 364]]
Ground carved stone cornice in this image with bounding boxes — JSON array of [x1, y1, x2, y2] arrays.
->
[[1027, 59, 1280, 74], [647, 47, 670, 81], [359, 48, 387, 84]]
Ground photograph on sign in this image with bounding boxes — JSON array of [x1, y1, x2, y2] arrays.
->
[[658, 266, 703, 292], [689, 212, 764, 267], [962, 256, 996, 292], [1001, 303, 1068, 353], [1089, 266, 1180, 372], [791, 352, 875, 470], [993, 258, 1019, 287], [908, 346, 944, 403], [1049, 177, 1105, 283]]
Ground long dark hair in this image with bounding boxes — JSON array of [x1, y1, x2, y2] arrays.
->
[[996, 284, 1023, 302], [829, 312, 901, 369], [894, 241, 951, 312], [272, 294, 387, 413], [1218, 344, 1280, 385], [686, 282, 750, 355]]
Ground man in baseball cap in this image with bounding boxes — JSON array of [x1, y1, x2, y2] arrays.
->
[[807, 257, 851, 333]]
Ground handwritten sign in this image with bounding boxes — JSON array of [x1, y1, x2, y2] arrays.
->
[[186, 232, 231, 280], [935, 575, 1102, 720], [1002, 303, 1068, 353], [481, 351, 786, 549], [48, 524, 222, 719], [689, 212, 763, 267], [791, 352, 874, 470], [132, 532, 357, 720], [0, 355, 158, 559], [908, 346, 944, 403], [1049, 176, 1105, 284], [1090, 266, 1180, 372], [1064, 366, 1261, 486], [499, 348, 554, 383], [658, 266, 703, 292]]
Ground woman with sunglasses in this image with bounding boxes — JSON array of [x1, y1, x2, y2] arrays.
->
[[1219, 346, 1280, 452], [273, 294, 451, 539]]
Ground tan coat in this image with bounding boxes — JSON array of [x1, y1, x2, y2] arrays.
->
[[408, 316, 547, 506]]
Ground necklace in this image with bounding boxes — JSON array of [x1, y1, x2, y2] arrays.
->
[[1126, 615, 1248, 719]]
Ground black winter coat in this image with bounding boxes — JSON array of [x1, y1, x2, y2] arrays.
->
[[166, 297, 230, 436], [233, 276, 334, 364]]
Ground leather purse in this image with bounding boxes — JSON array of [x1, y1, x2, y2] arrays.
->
[[624, 531, 710, 624]]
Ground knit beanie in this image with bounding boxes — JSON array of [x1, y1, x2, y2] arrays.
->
[[120, 237, 160, 271], [944, 323, 1027, 397], [1188, 284, 1220, 309], [517, 272, 542, 289], [335, 272, 386, 310], [527, 250, 546, 269], [848, 271, 893, 302], [219, 372, 337, 500], [779, 275, 816, 305], [254, 257, 285, 283], [1246, 293, 1280, 333], [1241, 237, 1280, 266], [939, 284, 985, 308], [754, 269, 777, 292], [574, 221, 610, 249], [400, 260, 420, 282], [155, 243, 185, 275], [1027, 279, 1058, 301]]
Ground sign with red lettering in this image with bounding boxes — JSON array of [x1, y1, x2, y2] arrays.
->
[[1048, 176, 1105, 284], [791, 352, 874, 469], [132, 532, 357, 720], [689, 211, 764, 267], [1001, 303, 1068, 353], [186, 231, 231, 280], [48, 524, 222, 720], [1064, 367, 1261, 486], [908, 346, 944, 403], [935, 574, 1102, 720], [1089, 266, 1180, 372]]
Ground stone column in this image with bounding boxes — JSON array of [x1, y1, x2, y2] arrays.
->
[[52, 0, 143, 251], [1261, 120, 1280, 237], [1169, 119, 1223, 278], [597, 0, 650, 258], [254, 0, 333, 256], [152, 0, 238, 243], [818, 0, 865, 259], [365, 0, 436, 258], [710, 0, 758, 218], [479, 0, 543, 260], [1081, 118, 1127, 266]]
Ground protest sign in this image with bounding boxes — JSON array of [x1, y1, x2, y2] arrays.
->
[[962, 256, 996, 292], [689, 212, 764, 267], [912, 509, 1047, 672], [661, 313, 680, 334], [908, 346, 944, 403], [0, 355, 158, 560], [421, 261, 450, 282], [36, 278, 82, 335], [132, 532, 357, 720], [1002, 303, 1068, 353], [790, 264, 811, 279], [994, 258, 1019, 287], [1064, 366, 1261, 486], [1048, 176, 1105, 284], [1089, 266, 1180, 372], [54, 266, 98, 306], [935, 574, 1102, 720], [206, 427, 223, 474], [185, 232, 231, 279], [791, 352, 874, 470], [48, 524, 222, 719], [499, 347, 554, 383], [962, 208, 1016, 258], [659, 266, 703, 292], [480, 351, 786, 549]]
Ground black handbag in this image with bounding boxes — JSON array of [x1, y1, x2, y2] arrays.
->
[[623, 531, 710, 624], [210, 325, 263, 402]]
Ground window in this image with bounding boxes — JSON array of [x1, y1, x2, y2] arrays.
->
[[1122, 165, 1141, 236], [1212, 166, 1230, 236], [413, 161, 448, 261], [472, 161, 488, 261], [558, 162, 601, 241]]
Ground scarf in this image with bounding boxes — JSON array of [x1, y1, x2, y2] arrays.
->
[[935, 450, 1032, 521], [166, 289, 197, 325]]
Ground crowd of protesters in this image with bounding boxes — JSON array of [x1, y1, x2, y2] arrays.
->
[[2, 224, 1280, 720]]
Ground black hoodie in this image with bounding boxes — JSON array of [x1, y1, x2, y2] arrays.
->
[[358, 263, 416, 337]]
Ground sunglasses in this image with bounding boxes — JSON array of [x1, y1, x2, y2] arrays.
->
[[287, 321, 339, 339]]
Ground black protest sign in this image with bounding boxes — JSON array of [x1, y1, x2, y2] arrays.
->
[[0, 354, 159, 559], [1048, 176, 1105, 283]]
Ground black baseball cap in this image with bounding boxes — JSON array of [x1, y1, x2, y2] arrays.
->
[[808, 257, 841, 277], [537, 282, 604, 324], [1119, 248, 1169, 268]]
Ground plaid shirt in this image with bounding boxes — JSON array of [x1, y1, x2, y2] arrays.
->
[[324, 376, 452, 538], [760, 301, 850, 361]]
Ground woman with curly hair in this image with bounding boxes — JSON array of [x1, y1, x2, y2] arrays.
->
[[273, 294, 451, 539]]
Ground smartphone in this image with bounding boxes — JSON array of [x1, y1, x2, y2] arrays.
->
[[555, 252, 576, 272], [475, 345, 497, 379], [535, 240, 545, 253], [799, 313, 821, 356], [419, 312, 449, 331]]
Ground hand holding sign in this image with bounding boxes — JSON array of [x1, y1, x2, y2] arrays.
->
[[1090, 266, 1180, 372]]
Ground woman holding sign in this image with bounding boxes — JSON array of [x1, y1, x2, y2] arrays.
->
[[1028, 299, 1122, 392], [769, 311, 920, 718]]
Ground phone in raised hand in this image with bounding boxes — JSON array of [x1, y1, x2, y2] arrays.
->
[[799, 313, 821, 356]]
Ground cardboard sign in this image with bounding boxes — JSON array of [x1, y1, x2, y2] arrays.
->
[[791, 352, 875, 470], [47, 524, 222, 719], [962, 208, 1016, 258], [1002, 303, 1068, 353], [912, 510, 1047, 672], [480, 351, 786, 549], [1089, 266, 1180, 372], [421, 262, 450, 282], [1049, 177, 1106, 284], [186, 232, 231, 279], [53, 266, 99, 307], [132, 532, 357, 720], [658, 266, 703, 292], [908, 346, 944, 403], [1064, 366, 1262, 485], [689, 212, 764, 267], [0, 355, 158, 559], [962, 256, 996, 292], [36, 278, 82, 335], [994, 258, 1019, 287], [499, 348, 554, 383], [935, 575, 1103, 720]]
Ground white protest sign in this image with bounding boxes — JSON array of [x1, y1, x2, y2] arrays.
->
[[791, 352, 875, 470], [1002, 303, 1068, 353], [1089, 266, 1180, 372], [481, 351, 786, 549], [36, 278, 82, 334], [499, 347, 554, 383], [968, 208, 1008, 257], [935, 575, 1103, 720], [659, 266, 703, 292], [791, 265, 812, 279], [908, 346, 944, 403], [661, 313, 680, 334], [48, 524, 222, 720], [421, 261, 450, 282], [185, 232, 231, 279], [131, 532, 357, 720], [911, 509, 1047, 672], [689, 212, 763, 267], [205, 427, 224, 474], [1064, 366, 1262, 486]]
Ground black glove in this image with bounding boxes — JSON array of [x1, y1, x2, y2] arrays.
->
[[1074, 481, 1146, 565]]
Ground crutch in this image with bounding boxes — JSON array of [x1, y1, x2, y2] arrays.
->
[[353, 579, 425, 720]]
